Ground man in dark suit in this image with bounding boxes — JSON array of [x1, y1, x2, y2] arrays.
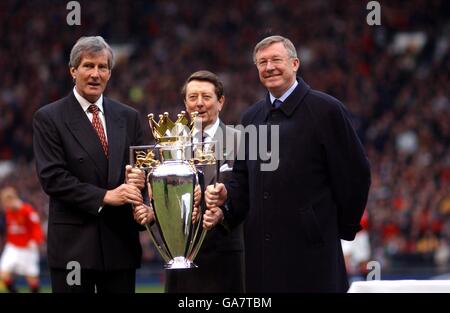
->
[[33, 36, 146, 293], [205, 35, 371, 292], [134, 71, 245, 293]]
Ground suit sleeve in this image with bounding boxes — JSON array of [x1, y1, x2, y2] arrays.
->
[[316, 101, 371, 240], [131, 110, 148, 232], [33, 109, 106, 215]]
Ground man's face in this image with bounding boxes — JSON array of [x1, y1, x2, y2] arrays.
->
[[1, 198, 14, 210], [70, 50, 111, 103], [255, 42, 299, 97], [184, 80, 224, 129], [0, 192, 17, 210]]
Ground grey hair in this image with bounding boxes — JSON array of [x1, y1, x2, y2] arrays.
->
[[253, 35, 297, 63], [69, 36, 115, 69]]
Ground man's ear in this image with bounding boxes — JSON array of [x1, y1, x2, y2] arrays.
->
[[218, 96, 225, 112], [105, 69, 112, 81], [292, 58, 300, 72], [70, 67, 76, 80]]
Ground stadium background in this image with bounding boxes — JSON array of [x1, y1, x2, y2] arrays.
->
[[0, 0, 449, 292]]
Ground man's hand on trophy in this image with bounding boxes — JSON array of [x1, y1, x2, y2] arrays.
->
[[103, 184, 143, 206], [194, 184, 201, 207], [191, 185, 202, 223], [203, 206, 224, 230], [192, 206, 200, 223], [205, 183, 227, 208], [125, 165, 145, 190], [133, 203, 155, 225]]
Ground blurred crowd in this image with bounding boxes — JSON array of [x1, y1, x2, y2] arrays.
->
[[0, 0, 449, 270]]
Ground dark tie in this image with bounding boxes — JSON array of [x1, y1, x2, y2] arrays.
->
[[202, 133, 208, 152], [273, 99, 283, 109], [202, 132, 208, 143], [88, 104, 108, 158]]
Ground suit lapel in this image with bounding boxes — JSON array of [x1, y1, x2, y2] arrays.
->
[[207, 121, 231, 184], [262, 77, 311, 120], [213, 121, 228, 168], [64, 92, 108, 181], [279, 77, 310, 117], [104, 97, 126, 188]]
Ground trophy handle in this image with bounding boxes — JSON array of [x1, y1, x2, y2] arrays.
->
[[188, 226, 207, 261], [188, 156, 220, 261], [185, 171, 204, 260], [129, 145, 173, 263], [190, 160, 220, 260], [143, 173, 173, 263], [144, 223, 171, 263]]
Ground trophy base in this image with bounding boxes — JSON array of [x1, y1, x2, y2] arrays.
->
[[165, 256, 198, 270]]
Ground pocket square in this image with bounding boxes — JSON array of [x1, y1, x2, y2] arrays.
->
[[219, 163, 233, 172]]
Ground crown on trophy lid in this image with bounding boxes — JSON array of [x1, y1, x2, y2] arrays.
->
[[147, 111, 199, 143]]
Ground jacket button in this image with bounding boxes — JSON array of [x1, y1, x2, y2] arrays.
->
[[263, 191, 269, 199], [265, 233, 272, 241], [79, 158, 84, 163]]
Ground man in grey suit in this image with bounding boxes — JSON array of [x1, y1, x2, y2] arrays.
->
[[33, 36, 146, 293], [134, 70, 245, 293]]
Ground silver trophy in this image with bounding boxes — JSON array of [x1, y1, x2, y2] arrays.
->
[[130, 111, 217, 269]]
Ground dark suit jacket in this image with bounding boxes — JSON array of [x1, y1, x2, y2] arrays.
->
[[165, 121, 245, 293], [33, 92, 145, 271], [224, 77, 371, 292]]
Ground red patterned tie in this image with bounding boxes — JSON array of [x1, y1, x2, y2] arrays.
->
[[88, 104, 108, 158]]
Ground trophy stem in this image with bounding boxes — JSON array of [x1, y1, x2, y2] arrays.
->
[[165, 256, 198, 269]]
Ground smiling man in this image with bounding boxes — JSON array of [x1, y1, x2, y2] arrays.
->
[[133, 71, 245, 292], [205, 35, 371, 292], [166, 70, 244, 293], [33, 36, 147, 293], [182, 72, 223, 130]]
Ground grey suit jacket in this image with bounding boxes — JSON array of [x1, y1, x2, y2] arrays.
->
[[165, 120, 245, 293]]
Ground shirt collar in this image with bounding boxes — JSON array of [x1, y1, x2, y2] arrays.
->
[[73, 86, 104, 114], [269, 80, 298, 105], [192, 117, 220, 139]]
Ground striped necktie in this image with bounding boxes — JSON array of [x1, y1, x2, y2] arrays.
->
[[88, 104, 108, 158]]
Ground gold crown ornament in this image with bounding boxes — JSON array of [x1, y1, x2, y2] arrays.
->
[[147, 111, 199, 144]]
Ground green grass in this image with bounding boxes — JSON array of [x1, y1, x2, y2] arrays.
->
[[136, 284, 164, 293], [0, 283, 164, 293]]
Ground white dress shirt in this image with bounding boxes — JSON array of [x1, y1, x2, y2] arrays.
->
[[192, 117, 220, 143], [269, 80, 298, 105], [73, 87, 108, 142]]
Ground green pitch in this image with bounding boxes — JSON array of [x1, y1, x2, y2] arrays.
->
[[0, 283, 164, 293]]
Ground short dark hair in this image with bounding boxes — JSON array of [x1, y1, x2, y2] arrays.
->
[[181, 70, 224, 100]]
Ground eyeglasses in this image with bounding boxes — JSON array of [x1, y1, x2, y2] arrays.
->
[[255, 57, 287, 69]]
